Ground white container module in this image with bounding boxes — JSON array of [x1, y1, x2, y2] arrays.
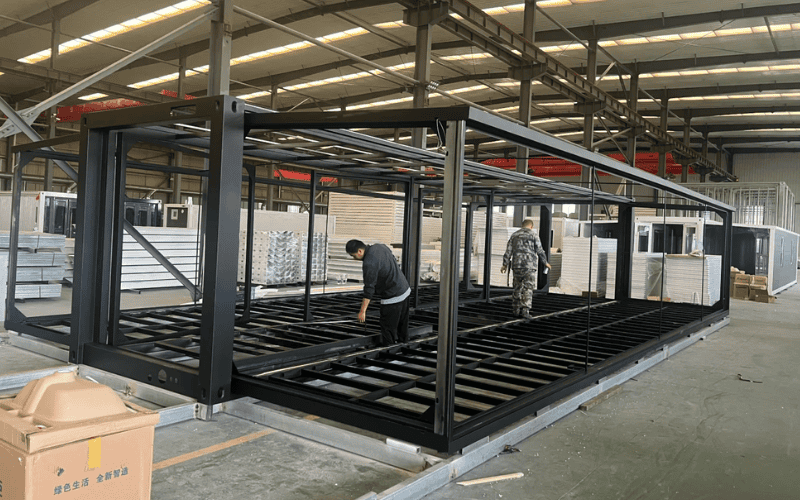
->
[[0, 191, 78, 237], [0, 252, 7, 324]]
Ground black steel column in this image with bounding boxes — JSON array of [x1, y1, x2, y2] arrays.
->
[[414, 189, 424, 309], [435, 120, 465, 438], [109, 136, 132, 346], [72, 126, 114, 364], [198, 96, 245, 416], [402, 179, 414, 278], [6, 153, 34, 325], [240, 164, 257, 323], [538, 204, 552, 291], [614, 204, 634, 300], [463, 202, 475, 289], [304, 170, 318, 322], [720, 208, 733, 312], [483, 193, 494, 301]]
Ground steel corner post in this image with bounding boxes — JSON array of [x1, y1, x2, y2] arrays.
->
[[199, 96, 245, 414], [435, 120, 465, 438]]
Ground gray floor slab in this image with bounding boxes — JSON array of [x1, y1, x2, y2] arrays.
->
[[422, 276, 800, 500], [151, 413, 412, 500], [0, 342, 67, 376]]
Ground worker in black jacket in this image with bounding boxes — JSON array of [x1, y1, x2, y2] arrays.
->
[[346, 239, 411, 346]]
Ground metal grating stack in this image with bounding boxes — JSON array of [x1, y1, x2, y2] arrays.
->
[[239, 231, 299, 286], [298, 232, 329, 283], [0, 231, 65, 299], [558, 236, 617, 297], [120, 228, 200, 291], [664, 254, 722, 305]]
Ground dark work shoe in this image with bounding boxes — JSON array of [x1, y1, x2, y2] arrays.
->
[[521, 309, 532, 319]]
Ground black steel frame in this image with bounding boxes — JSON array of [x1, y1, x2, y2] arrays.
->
[[3, 98, 733, 453]]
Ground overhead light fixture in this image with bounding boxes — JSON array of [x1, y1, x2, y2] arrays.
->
[[79, 93, 108, 101], [19, 0, 211, 64]]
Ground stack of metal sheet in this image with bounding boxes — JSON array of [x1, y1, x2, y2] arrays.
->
[[630, 253, 665, 300], [1, 231, 65, 299], [239, 231, 300, 285]]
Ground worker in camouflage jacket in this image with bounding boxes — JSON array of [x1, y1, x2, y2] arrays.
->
[[501, 219, 551, 318]]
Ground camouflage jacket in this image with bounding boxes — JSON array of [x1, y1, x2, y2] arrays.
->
[[503, 227, 548, 271]]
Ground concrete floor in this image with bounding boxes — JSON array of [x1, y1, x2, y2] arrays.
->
[[422, 276, 800, 500], [2, 274, 798, 499]]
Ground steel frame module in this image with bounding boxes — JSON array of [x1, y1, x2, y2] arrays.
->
[[4, 97, 734, 452]]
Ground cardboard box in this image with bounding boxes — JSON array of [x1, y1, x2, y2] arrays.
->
[[0, 372, 159, 500], [733, 283, 750, 300], [734, 274, 751, 285], [750, 287, 776, 303], [749, 275, 768, 286], [647, 296, 671, 302]]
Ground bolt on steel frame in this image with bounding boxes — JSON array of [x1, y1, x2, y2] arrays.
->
[[4, 97, 734, 452]]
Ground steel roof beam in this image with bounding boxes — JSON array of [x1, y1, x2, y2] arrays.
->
[[533, 2, 800, 43], [0, 56, 174, 105], [0, 0, 103, 39], [123, 0, 396, 72], [431, 0, 728, 179]]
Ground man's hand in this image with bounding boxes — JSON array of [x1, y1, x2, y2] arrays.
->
[[546, 263, 552, 269], [500, 265, 507, 274], [358, 310, 367, 323]]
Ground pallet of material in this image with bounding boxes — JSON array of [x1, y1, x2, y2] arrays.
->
[[558, 237, 617, 297], [664, 254, 722, 305]]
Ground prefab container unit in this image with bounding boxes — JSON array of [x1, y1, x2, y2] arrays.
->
[[1, 192, 162, 237], [679, 182, 795, 232], [0, 191, 78, 237], [163, 203, 202, 229], [728, 224, 799, 295]]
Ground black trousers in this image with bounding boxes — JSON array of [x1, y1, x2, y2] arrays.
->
[[379, 297, 409, 346]]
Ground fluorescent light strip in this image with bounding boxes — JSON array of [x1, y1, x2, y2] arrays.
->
[[542, 23, 800, 53], [673, 92, 800, 102], [129, 27, 370, 89], [79, 93, 108, 101], [19, 0, 211, 64]]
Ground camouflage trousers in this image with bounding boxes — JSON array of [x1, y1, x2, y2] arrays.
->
[[511, 267, 537, 315]]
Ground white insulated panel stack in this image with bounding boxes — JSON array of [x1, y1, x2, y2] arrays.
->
[[630, 253, 665, 299], [120, 227, 201, 291], [475, 227, 517, 286], [664, 255, 722, 305], [0, 232, 65, 299], [239, 209, 335, 235], [328, 192, 405, 244], [558, 236, 617, 297]]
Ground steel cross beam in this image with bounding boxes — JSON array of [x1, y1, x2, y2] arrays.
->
[[0, 8, 214, 139], [437, 0, 729, 180]]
